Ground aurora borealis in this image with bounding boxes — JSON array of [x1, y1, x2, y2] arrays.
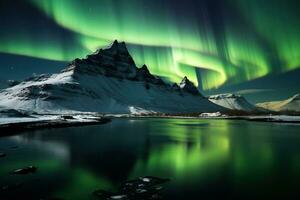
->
[[0, 0, 299, 101]]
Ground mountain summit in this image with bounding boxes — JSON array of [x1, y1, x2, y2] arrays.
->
[[179, 76, 199, 95], [0, 40, 223, 114], [63, 40, 169, 87], [64, 40, 137, 79]]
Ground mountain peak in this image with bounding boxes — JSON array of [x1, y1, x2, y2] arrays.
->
[[63, 41, 203, 93], [62, 39, 138, 79], [179, 76, 199, 95], [106, 40, 130, 55], [179, 76, 193, 87], [291, 93, 300, 101], [140, 64, 150, 73], [136, 64, 166, 85]]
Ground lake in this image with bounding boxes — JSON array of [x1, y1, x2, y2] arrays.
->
[[1, 118, 300, 199]]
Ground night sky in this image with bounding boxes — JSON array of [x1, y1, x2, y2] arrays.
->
[[0, 0, 299, 103]]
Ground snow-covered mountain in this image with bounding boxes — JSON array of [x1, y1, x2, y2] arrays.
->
[[179, 76, 200, 95], [256, 94, 300, 113], [208, 93, 257, 112], [0, 40, 223, 114]]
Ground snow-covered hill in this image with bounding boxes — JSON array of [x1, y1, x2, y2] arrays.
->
[[208, 93, 257, 112], [256, 94, 300, 113], [0, 40, 223, 114]]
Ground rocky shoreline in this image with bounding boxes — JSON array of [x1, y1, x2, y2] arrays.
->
[[0, 115, 111, 136]]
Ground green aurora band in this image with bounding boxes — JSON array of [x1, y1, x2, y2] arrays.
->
[[1, 0, 300, 90]]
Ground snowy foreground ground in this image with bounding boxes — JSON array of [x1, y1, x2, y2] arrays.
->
[[0, 114, 109, 125], [0, 111, 111, 135]]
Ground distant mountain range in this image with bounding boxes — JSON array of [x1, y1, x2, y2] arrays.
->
[[257, 94, 300, 113], [208, 93, 258, 112], [0, 40, 223, 114]]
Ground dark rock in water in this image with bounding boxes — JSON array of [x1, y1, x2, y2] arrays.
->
[[1, 182, 23, 191], [12, 166, 37, 175], [93, 190, 128, 200], [93, 176, 169, 200], [0, 152, 6, 157], [60, 115, 75, 120]]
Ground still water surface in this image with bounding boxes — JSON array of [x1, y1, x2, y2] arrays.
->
[[1, 118, 300, 199]]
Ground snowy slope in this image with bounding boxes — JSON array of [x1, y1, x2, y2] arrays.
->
[[0, 40, 223, 114], [257, 94, 300, 112], [208, 93, 256, 111]]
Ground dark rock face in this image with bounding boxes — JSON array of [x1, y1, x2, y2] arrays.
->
[[64, 40, 138, 80], [136, 65, 155, 81], [136, 65, 166, 86], [0, 152, 6, 157], [63, 40, 169, 87], [179, 76, 199, 95], [171, 83, 181, 91]]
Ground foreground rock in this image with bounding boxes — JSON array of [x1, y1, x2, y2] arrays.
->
[[12, 166, 37, 175], [0, 152, 6, 157], [93, 176, 170, 200]]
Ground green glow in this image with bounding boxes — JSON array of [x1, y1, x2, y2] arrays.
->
[[226, 32, 269, 77], [29, 0, 215, 52], [130, 139, 229, 179], [128, 46, 199, 85], [129, 119, 230, 180], [1, 0, 299, 90], [0, 28, 88, 61], [25, 0, 233, 89], [233, 144, 273, 178], [232, 0, 300, 71], [55, 168, 114, 199]]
